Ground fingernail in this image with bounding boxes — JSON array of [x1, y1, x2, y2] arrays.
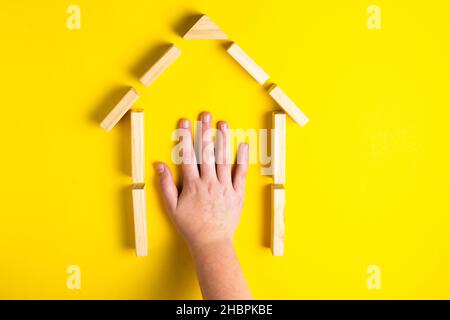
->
[[219, 122, 228, 130], [179, 119, 189, 129], [155, 163, 165, 173], [201, 112, 211, 123]]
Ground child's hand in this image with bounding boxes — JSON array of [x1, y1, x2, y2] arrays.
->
[[155, 112, 249, 250], [155, 112, 252, 300]]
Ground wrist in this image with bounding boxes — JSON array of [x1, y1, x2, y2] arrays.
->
[[188, 237, 235, 258]]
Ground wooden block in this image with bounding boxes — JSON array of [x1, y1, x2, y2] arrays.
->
[[272, 112, 286, 184], [268, 85, 309, 127], [226, 43, 269, 85], [131, 110, 145, 184], [132, 184, 148, 257], [100, 88, 139, 131], [183, 15, 228, 39], [140, 45, 181, 87], [271, 184, 285, 257]]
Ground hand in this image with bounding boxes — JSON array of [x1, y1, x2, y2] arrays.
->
[[155, 112, 249, 250]]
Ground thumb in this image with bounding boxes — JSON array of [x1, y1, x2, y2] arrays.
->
[[154, 162, 178, 213]]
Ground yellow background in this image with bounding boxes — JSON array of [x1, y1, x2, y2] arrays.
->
[[0, 0, 449, 299]]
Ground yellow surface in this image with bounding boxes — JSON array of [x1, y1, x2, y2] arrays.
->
[[0, 0, 449, 299]]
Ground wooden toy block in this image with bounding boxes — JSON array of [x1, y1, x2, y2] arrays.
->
[[183, 15, 228, 39], [140, 44, 181, 87], [271, 184, 285, 257], [226, 43, 269, 85], [272, 112, 286, 184], [100, 87, 140, 131], [268, 85, 309, 127], [132, 184, 148, 257], [131, 110, 145, 184]]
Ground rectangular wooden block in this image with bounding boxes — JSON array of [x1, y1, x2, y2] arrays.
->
[[271, 184, 285, 257], [272, 112, 286, 184], [268, 85, 309, 127], [132, 184, 148, 257], [140, 44, 181, 87], [227, 43, 269, 85], [131, 110, 145, 184], [100, 87, 139, 131]]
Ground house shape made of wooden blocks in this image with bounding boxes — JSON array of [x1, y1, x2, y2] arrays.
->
[[99, 14, 309, 257]]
